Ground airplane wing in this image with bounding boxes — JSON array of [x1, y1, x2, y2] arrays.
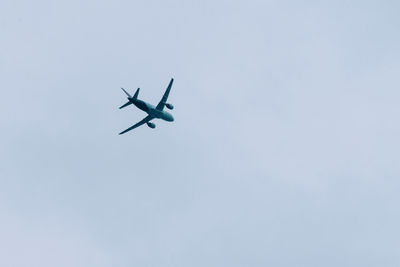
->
[[156, 78, 174, 110], [119, 115, 153, 135]]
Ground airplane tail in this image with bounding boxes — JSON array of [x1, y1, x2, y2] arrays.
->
[[119, 87, 140, 109], [119, 101, 132, 109], [133, 88, 140, 99], [121, 87, 131, 98], [120, 87, 140, 99]]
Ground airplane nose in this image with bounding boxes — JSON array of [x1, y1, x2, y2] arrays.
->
[[164, 112, 174, 122]]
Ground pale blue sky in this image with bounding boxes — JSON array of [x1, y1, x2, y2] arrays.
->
[[1, 0, 400, 266]]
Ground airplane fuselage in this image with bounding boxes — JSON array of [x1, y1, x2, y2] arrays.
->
[[119, 78, 175, 134], [130, 98, 174, 122]]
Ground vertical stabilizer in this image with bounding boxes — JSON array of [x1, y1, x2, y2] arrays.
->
[[133, 88, 140, 99]]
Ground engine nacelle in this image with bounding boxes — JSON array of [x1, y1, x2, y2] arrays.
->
[[166, 103, 174, 110], [147, 122, 156, 129]]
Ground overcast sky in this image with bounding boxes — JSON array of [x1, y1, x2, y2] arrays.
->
[[1, 0, 400, 266]]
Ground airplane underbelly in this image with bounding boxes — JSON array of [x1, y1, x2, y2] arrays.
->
[[134, 101, 150, 113], [148, 109, 173, 121], [149, 109, 163, 118], [161, 111, 174, 121]]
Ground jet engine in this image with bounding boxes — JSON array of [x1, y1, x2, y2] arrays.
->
[[147, 122, 156, 129], [166, 103, 174, 110]]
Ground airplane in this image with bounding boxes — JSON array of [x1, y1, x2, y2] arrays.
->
[[118, 78, 175, 135]]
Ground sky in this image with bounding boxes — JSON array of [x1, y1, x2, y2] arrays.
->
[[1, 0, 400, 266]]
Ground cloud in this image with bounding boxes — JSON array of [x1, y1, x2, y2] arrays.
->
[[0, 205, 112, 267], [1, 0, 400, 266]]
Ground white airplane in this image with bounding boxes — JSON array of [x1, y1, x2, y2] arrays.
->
[[119, 78, 174, 135]]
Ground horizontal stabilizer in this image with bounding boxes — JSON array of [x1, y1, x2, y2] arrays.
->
[[121, 87, 131, 98], [119, 101, 132, 109]]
